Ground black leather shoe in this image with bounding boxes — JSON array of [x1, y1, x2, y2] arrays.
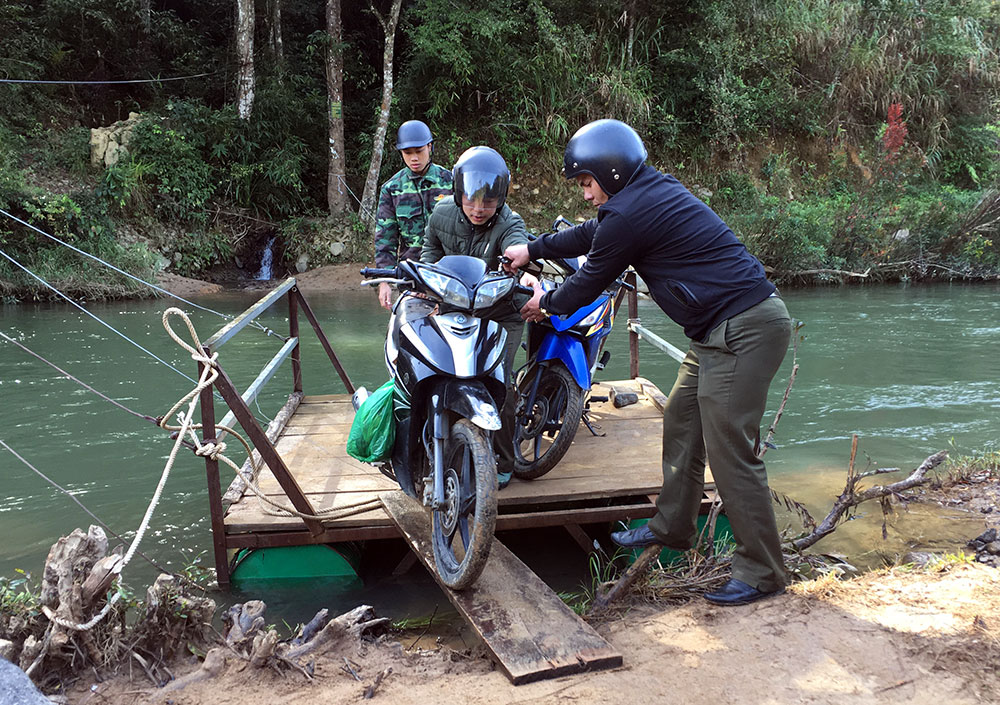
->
[[703, 579, 785, 606], [610, 524, 661, 549]]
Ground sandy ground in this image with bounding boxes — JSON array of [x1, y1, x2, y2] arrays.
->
[[155, 264, 367, 299], [76, 563, 999, 705]]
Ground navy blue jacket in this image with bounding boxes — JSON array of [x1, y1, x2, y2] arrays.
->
[[529, 165, 775, 342]]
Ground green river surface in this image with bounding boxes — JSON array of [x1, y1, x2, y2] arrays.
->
[[1, 282, 998, 627]]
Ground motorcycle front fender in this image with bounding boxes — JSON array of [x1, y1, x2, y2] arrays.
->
[[536, 333, 590, 389], [441, 380, 502, 431]]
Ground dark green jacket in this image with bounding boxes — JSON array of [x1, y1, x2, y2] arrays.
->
[[421, 197, 530, 320], [420, 197, 529, 266], [374, 163, 453, 268]]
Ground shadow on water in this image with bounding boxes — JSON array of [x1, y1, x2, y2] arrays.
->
[[1, 281, 998, 629]]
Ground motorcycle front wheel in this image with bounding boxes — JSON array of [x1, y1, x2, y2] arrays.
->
[[512, 364, 585, 480], [431, 418, 498, 590]]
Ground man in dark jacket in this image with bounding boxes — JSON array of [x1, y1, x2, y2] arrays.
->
[[421, 145, 530, 486], [504, 120, 792, 605]]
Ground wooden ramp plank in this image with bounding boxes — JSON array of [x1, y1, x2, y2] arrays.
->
[[380, 490, 622, 685]]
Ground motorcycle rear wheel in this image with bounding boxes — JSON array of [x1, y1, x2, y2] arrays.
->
[[431, 418, 498, 590], [512, 364, 585, 480]]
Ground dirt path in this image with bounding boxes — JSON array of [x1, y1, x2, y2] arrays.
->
[[76, 563, 998, 705]]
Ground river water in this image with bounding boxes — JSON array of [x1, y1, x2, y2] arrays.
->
[[1, 282, 997, 622]]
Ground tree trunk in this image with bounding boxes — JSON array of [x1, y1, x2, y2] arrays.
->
[[140, 0, 151, 32], [359, 0, 404, 230], [325, 0, 350, 214], [269, 0, 284, 68], [236, 0, 255, 119]]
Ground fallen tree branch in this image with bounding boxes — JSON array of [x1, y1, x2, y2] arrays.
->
[[767, 266, 871, 279], [759, 320, 803, 459], [281, 605, 389, 662], [363, 667, 392, 699], [588, 544, 663, 617], [789, 446, 947, 552], [159, 647, 227, 693]]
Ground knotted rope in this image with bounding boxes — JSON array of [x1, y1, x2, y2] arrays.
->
[[42, 308, 377, 635]]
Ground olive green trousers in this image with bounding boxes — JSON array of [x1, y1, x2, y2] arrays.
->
[[648, 296, 791, 592]]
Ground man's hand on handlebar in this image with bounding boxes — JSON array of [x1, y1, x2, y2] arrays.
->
[[502, 244, 531, 273]]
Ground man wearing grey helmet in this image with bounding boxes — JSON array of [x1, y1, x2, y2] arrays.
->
[[504, 119, 792, 606], [421, 146, 530, 488], [373, 119, 453, 310]]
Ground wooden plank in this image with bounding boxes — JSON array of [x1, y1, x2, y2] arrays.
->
[[380, 490, 622, 685]]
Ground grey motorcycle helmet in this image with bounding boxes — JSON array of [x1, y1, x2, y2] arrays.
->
[[453, 146, 510, 227], [563, 119, 647, 196], [395, 120, 434, 150]]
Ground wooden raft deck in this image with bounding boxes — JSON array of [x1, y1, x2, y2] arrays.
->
[[223, 377, 714, 549]]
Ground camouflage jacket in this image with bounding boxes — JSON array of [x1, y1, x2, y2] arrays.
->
[[373, 163, 453, 268]]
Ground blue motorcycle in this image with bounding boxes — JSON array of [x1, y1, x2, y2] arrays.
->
[[512, 218, 627, 479]]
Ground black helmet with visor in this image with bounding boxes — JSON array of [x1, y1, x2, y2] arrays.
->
[[563, 119, 647, 196], [453, 146, 510, 227]]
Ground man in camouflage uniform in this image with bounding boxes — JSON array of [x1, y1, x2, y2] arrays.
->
[[373, 120, 453, 309]]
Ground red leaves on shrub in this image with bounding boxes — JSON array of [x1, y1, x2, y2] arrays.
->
[[883, 102, 908, 162]]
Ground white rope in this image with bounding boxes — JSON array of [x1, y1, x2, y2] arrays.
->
[[42, 307, 377, 633], [42, 308, 217, 632], [157, 309, 380, 520]]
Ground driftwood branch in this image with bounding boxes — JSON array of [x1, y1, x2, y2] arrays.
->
[[159, 647, 227, 693], [588, 544, 663, 617], [767, 266, 871, 279], [281, 605, 389, 662], [363, 667, 392, 699], [759, 320, 803, 459], [160, 603, 389, 693], [789, 446, 947, 551]]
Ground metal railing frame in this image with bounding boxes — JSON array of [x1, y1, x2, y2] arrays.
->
[[196, 278, 354, 587]]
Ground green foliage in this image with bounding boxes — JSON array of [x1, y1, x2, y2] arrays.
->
[[125, 118, 215, 221], [0, 126, 27, 209], [166, 230, 234, 278], [944, 443, 1000, 482], [0, 569, 39, 618], [933, 121, 1000, 188], [403, 0, 672, 163]]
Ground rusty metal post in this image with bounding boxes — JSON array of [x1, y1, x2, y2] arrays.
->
[[627, 271, 639, 379], [198, 360, 231, 587], [292, 287, 355, 393], [289, 288, 303, 393]]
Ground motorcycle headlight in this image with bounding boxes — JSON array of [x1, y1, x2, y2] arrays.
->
[[421, 268, 471, 308], [474, 277, 514, 310], [572, 299, 612, 336]]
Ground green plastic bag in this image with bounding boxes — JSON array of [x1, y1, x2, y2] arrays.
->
[[347, 380, 396, 463]]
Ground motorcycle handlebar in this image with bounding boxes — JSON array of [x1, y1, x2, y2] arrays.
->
[[360, 267, 396, 278]]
